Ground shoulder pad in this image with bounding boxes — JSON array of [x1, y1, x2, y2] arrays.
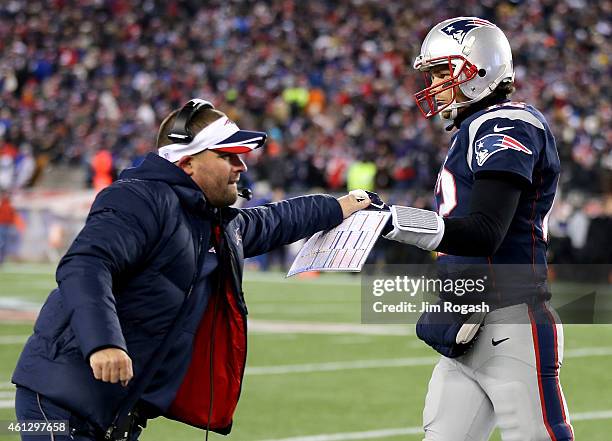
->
[[465, 105, 545, 171]]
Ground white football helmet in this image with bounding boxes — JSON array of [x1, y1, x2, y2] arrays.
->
[[413, 17, 514, 120]]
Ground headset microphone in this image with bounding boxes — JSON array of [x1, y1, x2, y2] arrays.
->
[[238, 188, 253, 201]]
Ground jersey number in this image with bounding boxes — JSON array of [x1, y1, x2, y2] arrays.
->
[[435, 168, 457, 217]]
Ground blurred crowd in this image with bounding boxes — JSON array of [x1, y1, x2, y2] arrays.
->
[[0, 0, 610, 264]]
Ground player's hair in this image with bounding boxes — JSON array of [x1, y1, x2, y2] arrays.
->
[[492, 80, 516, 100], [156, 107, 225, 149]]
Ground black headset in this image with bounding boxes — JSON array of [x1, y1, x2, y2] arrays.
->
[[167, 99, 215, 143]]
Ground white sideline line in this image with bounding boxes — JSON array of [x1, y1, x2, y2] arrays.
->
[[259, 427, 421, 441], [248, 320, 412, 336], [0, 298, 42, 310], [0, 321, 414, 344], [246, 357, 439, 375], [573, 410, 612, 420], [570, 410, 612, 421], [257, 410, 612, 441], [0, 263, 57, 274], [0, 399, 14, 408], [564, 347, 612, 357], [246, 346, 612, 376], [0, 265, 361, 285], [0, 335, 28, 344], [0, 318, 414, 337]]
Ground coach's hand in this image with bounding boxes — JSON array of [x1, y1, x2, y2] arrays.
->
[[337, 189, 371, 219], [89, 347, 133, 387]]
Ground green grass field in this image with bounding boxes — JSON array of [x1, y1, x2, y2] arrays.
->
[[0, 263, 611, 440]]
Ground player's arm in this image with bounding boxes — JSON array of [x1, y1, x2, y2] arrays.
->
[[435, 171, 525, 255], [383, 171, 526, 254]]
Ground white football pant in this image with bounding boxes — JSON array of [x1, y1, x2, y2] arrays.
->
[[422, 302, 574, 441]]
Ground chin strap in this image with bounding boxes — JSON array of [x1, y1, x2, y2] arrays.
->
[[383, 205, 445, 251], [440, 87, 492, 126], [439, 107, 458, 123]]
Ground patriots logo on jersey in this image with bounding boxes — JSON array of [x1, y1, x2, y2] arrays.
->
[[474, 133, 532, 166], [439, 18, 495, 44]]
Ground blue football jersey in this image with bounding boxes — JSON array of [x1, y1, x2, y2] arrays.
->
[[434, 102, 560, 265]]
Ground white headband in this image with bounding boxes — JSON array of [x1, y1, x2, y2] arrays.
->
[[158, 116, 261, 162]]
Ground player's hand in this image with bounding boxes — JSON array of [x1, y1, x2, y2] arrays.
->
[[89, 347, 133, 387], [337, 189, 372, 219]]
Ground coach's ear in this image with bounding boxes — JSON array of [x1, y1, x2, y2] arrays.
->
[[177, 155, 194, 175]]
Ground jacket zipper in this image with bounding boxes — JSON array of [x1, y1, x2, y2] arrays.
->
[[223, 230, 248, 315], [105, 231, 204, 440], [224, 230, 249, 405], [187, 232, 204, 298]]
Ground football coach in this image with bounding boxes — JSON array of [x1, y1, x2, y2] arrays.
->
[[12, 99, 370, 440]]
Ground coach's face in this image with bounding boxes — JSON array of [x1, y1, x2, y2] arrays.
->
[[179, 150, 247, 207]]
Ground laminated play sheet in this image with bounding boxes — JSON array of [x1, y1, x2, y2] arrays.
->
[[287, 210, 391, 277]]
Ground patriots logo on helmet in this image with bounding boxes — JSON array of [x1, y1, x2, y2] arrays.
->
[[474, 133, 532, 166], [439, 18, 495, 44]]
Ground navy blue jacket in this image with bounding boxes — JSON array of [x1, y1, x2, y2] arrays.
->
[[12, 153, 343, 433]]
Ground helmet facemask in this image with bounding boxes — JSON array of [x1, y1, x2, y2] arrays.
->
[[414, 55, 479, 119]]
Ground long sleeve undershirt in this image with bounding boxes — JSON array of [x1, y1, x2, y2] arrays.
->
[[435, 171, 527, 256]]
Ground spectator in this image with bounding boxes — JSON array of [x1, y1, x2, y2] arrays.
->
[[0, 190, 17, 263], [0, 0, 609, 265], [90, 148, 114, 191], [0, 1, 608, 196]]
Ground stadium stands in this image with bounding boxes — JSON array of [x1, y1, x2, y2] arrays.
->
[[0, 0, 610, 263]]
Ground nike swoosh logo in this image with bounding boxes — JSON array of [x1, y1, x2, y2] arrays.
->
[[492, 337, 510, 346], [493, 124, 514, 133]]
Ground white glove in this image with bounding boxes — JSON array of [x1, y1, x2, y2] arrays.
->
[[383, 205, 445, 251], [456, 311, 486, 344], [349, 189, 369, 201]]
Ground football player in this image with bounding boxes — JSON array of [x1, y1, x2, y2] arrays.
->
[[383, 17, 573, 441]]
